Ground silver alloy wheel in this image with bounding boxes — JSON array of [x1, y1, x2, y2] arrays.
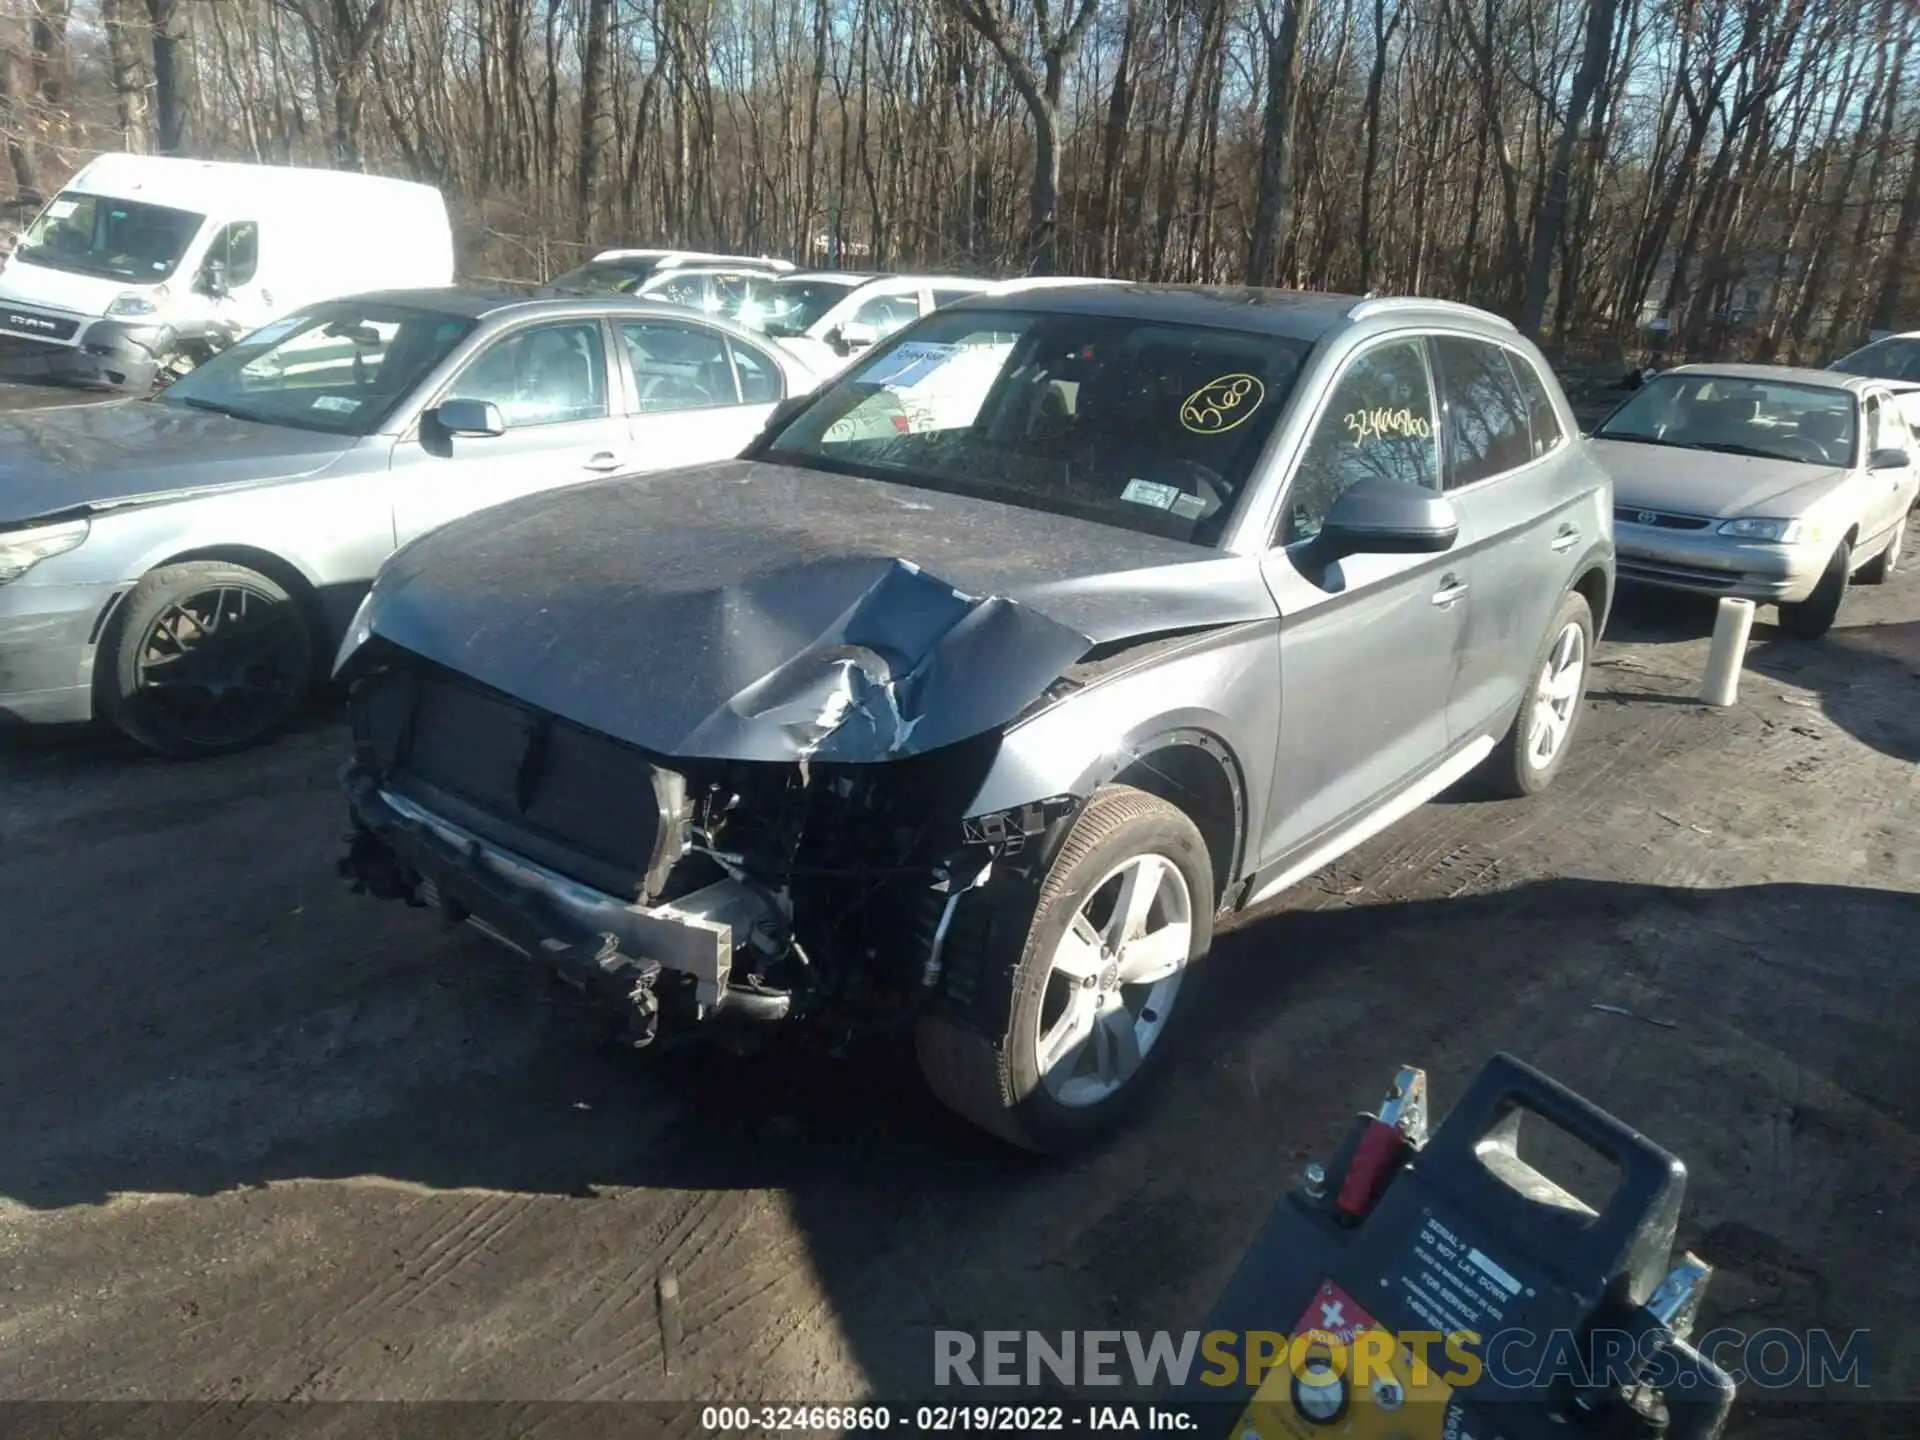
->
[[1526, 620, 1587, 769], [1033, 852, 1193, 1108]]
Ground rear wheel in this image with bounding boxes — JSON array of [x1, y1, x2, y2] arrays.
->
[[1482, 590, 1594, 798], [98, 560, 316, 757], [1858, 521, 1904, 585], [915, 785, 1213, 1152], [1776, 541, 1851, 639]]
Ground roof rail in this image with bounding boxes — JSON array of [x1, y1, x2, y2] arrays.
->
[[1346, 295, 1518, 331]]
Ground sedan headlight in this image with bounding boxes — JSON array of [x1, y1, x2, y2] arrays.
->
[[1717, 517, 1808, 543], [0, 518, 90, 583], [105, 287, 166, 318]]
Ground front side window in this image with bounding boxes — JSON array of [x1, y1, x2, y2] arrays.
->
[[1281, 338, 1440, 544], [1595, 374, 1858, 468], [1433, 336, 1532, 489], [161, 303, 478, 434], [15, 192, 205, 282], [203, 220, 259, 289], [764, 308, 1312, 546], [446, 322, 609, 427], [622, 321, 740, 411], [736, 277, 861, 337]]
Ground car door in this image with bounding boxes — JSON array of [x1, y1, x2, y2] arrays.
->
[[1429, 335, 1583, 743], [390, 317, 628, 546], [1258, 333, 1468, 862], [1861, 390, 1918, 543], [618, 317, 787, 465]]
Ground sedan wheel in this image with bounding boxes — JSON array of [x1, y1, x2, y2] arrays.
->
[[100, 560, 317, 757], [1034, 852, 1192, 1108]]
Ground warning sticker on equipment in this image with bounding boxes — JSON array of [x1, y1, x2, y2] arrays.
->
[[1400, 1210, 1524, 1337]]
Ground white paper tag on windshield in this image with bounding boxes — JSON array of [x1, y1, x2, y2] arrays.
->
[[862, 341, 961, 391], [1122, 478, 1181, 510], [311, 395, 361, 414], [47, 199, 77, 218], [246, 316, 308, 346]]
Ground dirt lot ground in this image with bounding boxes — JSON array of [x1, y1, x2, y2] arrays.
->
[[2, 513, 1916, 1433]]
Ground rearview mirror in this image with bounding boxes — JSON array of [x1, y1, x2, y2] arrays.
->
[[431, 399, 507, 438], [1869, 447, 1910, 471], [1316, 479, 1460, 559]]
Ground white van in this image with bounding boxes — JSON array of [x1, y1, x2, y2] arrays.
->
[[0, 153, 452, 391]]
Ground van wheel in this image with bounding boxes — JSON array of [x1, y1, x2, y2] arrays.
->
[[1776, 542, 1850, 639], [98, 560, 316, 757], [1483, 590, 1594, 798], [915, 785, 1213, 1153]]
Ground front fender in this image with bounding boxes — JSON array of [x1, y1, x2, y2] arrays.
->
[[964, 622, 1278, 829]]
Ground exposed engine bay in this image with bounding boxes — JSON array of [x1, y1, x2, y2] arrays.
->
[[339, 647, 1082, 1047]]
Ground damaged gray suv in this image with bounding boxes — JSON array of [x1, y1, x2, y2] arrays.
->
[[337, 286, 1613, 1151]]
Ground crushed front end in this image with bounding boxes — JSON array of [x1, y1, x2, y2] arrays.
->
[[339, 647, 1078, 1047]]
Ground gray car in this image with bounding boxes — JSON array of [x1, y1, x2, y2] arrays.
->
[[335, 286, 1614, 1151], [0, 289, 818, 753], [1592, 364, 1919, 637]]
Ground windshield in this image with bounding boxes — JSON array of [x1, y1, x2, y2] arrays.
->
[[14, 192, 204, 282], [762, 308, 1312, 545], [1596, 374, 1858, 467], [545, 259, 657, 295], [735, 277, 861, 337], [160, 301, 478, 435], [1831, 336, 1920, 383]]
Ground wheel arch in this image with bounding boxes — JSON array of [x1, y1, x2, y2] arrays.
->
[[1092, 726, 1248, 913], [121, 544, 334, 683], [1570, 556, 1613, 635]]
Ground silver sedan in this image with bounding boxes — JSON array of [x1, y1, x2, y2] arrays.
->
[[0, 290, 820, 753], [1591, 363, 1919, 637]]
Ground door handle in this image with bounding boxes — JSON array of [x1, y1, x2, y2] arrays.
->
[[1551, 525, 1582, 553], [1431, 576, 1470, 608], [582, 452, 625, 473]]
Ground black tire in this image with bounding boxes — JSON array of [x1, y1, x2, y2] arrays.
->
[[915, 784, 1214, 1153], [1776, 541, 1851, 639], [1857, 521, 1904, 585], [97, 560, 317, 757], [1482, 590, 1595, 798]]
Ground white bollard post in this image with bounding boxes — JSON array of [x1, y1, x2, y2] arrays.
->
[[1700, 597, 1756, 706]]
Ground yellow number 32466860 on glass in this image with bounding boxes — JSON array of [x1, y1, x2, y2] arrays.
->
[[1180, 373, 1266, 434]]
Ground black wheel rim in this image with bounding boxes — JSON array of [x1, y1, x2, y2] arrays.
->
[[133, 584, 309, 747]]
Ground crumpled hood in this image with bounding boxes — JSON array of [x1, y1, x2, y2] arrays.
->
[[0, 399, 355, 525], [1591, 439, 1847, 519], [359, 459, 1278, 761]]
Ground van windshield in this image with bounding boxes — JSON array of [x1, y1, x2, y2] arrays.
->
[[14, 193, 205, 282]]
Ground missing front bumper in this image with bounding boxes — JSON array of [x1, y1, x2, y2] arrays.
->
[[341, 769, 780, 1035]]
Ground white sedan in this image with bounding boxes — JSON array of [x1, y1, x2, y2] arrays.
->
[[1591, 363, 1918, 637]]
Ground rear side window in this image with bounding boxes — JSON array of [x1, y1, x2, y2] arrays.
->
[[1433, 336, 1532, 488], [622, 320, 741, 410], [1507, 351, 1566, 458], [729, 337, 783, 403]]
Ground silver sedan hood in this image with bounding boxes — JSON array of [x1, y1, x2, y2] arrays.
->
[[1590, 438, 1846, 518], [0, 399, 355, 525], [356, 459, 1278, 762]]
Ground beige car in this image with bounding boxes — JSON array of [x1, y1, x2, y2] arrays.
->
[[1590, 364, 1919, 637]]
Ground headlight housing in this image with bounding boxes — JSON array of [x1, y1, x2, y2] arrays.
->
[[0, 518, 90, 584], [1717, 516, 1808, 543], [105, 287, 166, 318]]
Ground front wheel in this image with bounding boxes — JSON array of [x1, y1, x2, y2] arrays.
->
[[916, 785, 1214, 1152], [1482, 590, 1594, 798], [1857, 521, 1903, 585], [97, 560, 317, 757], [1776, 541, 1851, 639]]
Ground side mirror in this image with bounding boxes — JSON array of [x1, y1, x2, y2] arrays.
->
[[431, 398, 507, 437], [1870, 447, 1911, 470], [199, 258, 229, 298], [1316, 479, 1460, 560], [830, 321, 877, 357]]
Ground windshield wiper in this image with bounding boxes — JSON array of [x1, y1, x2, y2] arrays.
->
[[174, 395, 277, 428]]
